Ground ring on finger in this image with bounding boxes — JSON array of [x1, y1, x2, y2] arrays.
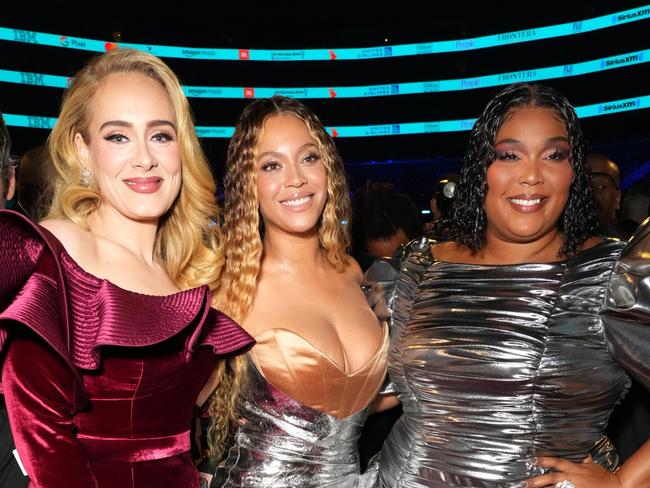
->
[[555, 481, 575, 488]]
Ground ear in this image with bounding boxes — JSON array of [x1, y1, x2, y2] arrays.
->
[[74, 132, 90, 169], [5, 169, 16, 201]]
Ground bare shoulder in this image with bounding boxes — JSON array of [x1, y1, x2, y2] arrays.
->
[[342, 255, 364, 283], [39, 218, 92, 259], [581, 235, 605, 251], [431, 240, 469, 263]]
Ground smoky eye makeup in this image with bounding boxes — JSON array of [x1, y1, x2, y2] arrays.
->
[[543, 141, 570, 160], [495, 150, 519, 161]]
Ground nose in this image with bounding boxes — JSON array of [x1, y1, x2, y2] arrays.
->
[[285, 162, 307, 187], [519, 158, 544, 186], [132, 139, 158, 171]]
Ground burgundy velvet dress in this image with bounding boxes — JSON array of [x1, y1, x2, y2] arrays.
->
[[0, 210, 254, 488]]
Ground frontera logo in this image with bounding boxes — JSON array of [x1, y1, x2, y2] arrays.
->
[[59, 36, 69, 47], [104, 42, 118, 51], [239, 49, 250, 60], [244, 87, 255, 98]]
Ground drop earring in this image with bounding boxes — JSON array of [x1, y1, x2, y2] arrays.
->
[[81, 167, 94, 187]]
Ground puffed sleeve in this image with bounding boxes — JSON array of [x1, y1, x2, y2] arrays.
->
[[363, 237, 435, 394], [363, 256, 401, 323], [2, 333, 98, 488], [602, 220, 650, 390]]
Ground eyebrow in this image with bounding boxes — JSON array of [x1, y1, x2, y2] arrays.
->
[[257, 142, 319, 160], [495, 136, 569, 146], [99, 119, 177, 131]]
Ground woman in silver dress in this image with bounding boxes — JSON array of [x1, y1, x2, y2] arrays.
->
[[367, 83, 650, 487], [203, 96, 389, 487]]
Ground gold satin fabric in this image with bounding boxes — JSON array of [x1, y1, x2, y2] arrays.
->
[[250, 325, 388, 419]]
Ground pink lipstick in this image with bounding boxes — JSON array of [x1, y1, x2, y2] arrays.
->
[[123, 177, 163, 194]]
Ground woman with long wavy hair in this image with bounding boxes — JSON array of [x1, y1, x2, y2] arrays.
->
[[366, 83, 650, 487], [0, 48, 253, 488], [203, 96, 388, 488]]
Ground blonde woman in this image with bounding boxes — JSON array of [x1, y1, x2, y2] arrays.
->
[[0, 49, 253, 488], [205, 96, 388, 488]]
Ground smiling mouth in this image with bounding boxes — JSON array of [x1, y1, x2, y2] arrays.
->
[[509, 197, 542, 207], [123, 177, 164, 194], [124, 177, 162, 185], [280, 194, 313, 206]]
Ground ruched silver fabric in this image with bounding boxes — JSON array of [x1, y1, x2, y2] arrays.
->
[[369, 222, 650, 488], [211, 358, 375, 488]]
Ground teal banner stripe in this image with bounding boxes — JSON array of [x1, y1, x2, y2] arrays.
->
[[6, 95, 648, 138], [1, 6, 648, 61], [1, 49, 647, 99]]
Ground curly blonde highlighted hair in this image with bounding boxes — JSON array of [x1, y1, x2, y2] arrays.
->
[[208, 96, 351, 456]]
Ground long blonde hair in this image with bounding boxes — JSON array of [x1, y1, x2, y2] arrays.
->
[[208, 96, 351, 455], [47, 48, 222, 290]]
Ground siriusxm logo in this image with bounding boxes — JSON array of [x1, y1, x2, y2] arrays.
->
[[600, 99, 639, 113], [616, 8, 650, 22], [603, 54, 640, 67]]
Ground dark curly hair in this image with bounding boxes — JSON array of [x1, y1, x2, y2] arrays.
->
[[450, 83, 598, 257]]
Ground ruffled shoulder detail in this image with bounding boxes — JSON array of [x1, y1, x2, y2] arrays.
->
[[0, 210, 75, 378], [389, 237, 435, 342], [602, 219, 650, 389], [0, 210, 253, 376], [362, 237, 434, 395]]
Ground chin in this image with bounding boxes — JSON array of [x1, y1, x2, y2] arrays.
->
[[126, 206, 174, 222]]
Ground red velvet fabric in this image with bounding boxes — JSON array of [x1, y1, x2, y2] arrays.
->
[[0, 211, 254, 487]]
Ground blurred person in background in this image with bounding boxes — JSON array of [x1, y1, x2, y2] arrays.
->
[[587, 153, 627, 238], [423, 173, 459, 241], [351, 181, 422, 271], [0, 114, 16, 210], [16, 146, 55, 222], [620, 182, 650, 236]]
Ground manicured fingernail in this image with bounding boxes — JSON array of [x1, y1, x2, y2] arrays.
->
[[532, 457, 538, 465]]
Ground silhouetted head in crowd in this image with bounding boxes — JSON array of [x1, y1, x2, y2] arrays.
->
[[587, 153, 621, 224], [17, 146, 56, 221], [430, 173, 459, 221], [353, 181, 421, 259], [0, 113, 16, 209], [621, 183, 650, 235]]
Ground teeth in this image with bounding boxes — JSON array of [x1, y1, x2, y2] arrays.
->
[[510, 198, 541, 206], [281, 196, 311, 206]]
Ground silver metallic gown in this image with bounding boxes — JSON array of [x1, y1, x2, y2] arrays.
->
[[366, 222, 650, 488], [211, 360, 366, 487], [211, 322, 388, 488]]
